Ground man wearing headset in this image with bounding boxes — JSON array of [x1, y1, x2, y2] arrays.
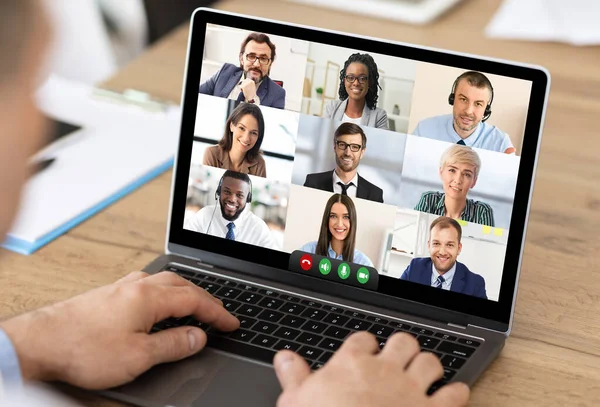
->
[[184, 170, 278, 249], [412, 71, 516, 154]]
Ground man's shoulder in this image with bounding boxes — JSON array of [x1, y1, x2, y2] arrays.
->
[[306, 171, 332, 182], [417, 114, 451, 128], [246, 210, 269, 229], [409, 257, 431, 270], [357, 174, 383, 193], [264, 76, 286, 95], [220, 62, 241, 75], [456, 261, 484, 281]]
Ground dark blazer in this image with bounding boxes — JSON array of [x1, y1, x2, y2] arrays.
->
[[303, 170, 384, 203], [199, 63, 286, 109], [400, 257, 487, 299]]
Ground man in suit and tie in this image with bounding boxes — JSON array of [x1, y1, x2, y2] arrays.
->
[[400, 216, 487, 299], [199, 32, 286, 109], [304, 122, 384, 203]]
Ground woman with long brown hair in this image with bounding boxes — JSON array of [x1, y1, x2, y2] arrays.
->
[[300, 193, 373, 266]]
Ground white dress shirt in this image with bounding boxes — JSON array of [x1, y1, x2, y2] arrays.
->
[[227, 73, 262, 105], [430, 262, 457, 290], [184, 204, 277, 249], [332, 171, 359, 198]]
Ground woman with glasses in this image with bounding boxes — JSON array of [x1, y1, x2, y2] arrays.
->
[[203, 102, 267, 177], [300, 193, 374, 267], [324, 53, 389, 130]]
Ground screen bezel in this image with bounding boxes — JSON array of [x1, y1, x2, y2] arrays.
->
[[167, 8, 549, 328]]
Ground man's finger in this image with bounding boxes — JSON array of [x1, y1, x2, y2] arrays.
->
[[273, 350, 311, 391], [146, 327, 208, 365], [379, 332, 421, 367], [337, 331, 379, 357], [144, 271, 223, 305], [430, 382, 470, 407], [405, 352, 443, 392], [115, 271, 149, 284]]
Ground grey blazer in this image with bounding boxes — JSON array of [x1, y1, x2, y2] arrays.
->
[[324, 99, 389, 130]]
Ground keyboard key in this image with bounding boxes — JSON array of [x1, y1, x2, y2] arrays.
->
[[215, 287, 242, 299], [323, 326, 350, 339], [368, 325, 393, 338], [298, 346, 323, 361], [185, 318, 208, 330], [258, 297, 284, 310], [377, 337, 387, 349], [312, 362, 325, 370], [345, 319, 372, 331], [323, 314, 349, 326], [251, 321, 278, 335], [251, 334, 278, 348], [257, 310, 284, 323], [223, 299, 242, 313], [437, 342, 476, 358], [281, 303, 306, 315], [240, 284, 257, 292], [237, 316, 257, 329], [435, 333, 457, 341], [300, 300, 322, 308], [197, 274, 217, 282], [411, 327, 434, 336], [323, 305, 345, 314], [344, 310, 366, 319], [297, 332, 323, 346], [424, 351, 444, 359], [273, 327, 301, 341], [238, 305, 262, 317], [230, 329, 256, 342], [216, 278, 227, 284], [280, 315, 307, 328], [280, 295, 300, 302], [366, 316, 389, 324], [319, 351, 334, 363], [221, 280, 238, 287], [199, 282, 221, 294], [427, 380, 447, 395], [274, 340, 301, 352], [318, 338, 343, 351], [300, 308, 327, 321], [167, 266, 191, 275], [258, 289, 279, 297], [418, 336, 440, 350], [443, 368, 456, 381], [441, 355, 466, 370], [389, 321, 412, 331], [302, 321, 327, 334], [239, 293, 263, 304], [457, 338, 481, 347]]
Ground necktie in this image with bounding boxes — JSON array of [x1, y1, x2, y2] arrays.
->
[[434, 275, 445, 289], [337, 181, 354, 195], [457, 139, 466, 145], [225, 222, 235, 241], [236, 90, 245, 102]]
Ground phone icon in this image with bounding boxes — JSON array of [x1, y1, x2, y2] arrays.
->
[[300, 254, 313, 271]]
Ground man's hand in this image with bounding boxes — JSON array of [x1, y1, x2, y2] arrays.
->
[[274, 331, 470, 407], [240, 77, 258, 101], [0, 271, 239, 389]]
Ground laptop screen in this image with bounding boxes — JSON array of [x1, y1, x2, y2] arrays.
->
[[170, 10, 548, 325]]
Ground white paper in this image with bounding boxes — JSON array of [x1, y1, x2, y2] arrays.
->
[[486, 0, 600, 46], [7, 75, 181, 245]]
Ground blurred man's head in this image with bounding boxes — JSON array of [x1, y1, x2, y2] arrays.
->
[[0, 0, 51, 238]]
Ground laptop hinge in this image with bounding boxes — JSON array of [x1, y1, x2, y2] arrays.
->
[[447, 322, 467, 330]]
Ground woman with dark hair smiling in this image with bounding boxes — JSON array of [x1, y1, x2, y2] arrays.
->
[[203, 102, 267, 177], [324, 53, 388, 130], [300, 193, 373, 266]]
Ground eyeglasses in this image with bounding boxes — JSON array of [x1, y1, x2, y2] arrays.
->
[[336, 140, 363, 152], [344, 75, 368, 84], [244, 53, 271, 65]]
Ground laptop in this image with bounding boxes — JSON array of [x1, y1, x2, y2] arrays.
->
[[103, 8, 549, 406]]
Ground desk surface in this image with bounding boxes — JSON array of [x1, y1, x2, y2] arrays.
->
[[1, 0, 600, 405]]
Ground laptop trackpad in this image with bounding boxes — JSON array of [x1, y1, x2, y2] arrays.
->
[[103, 348, 281, 407]]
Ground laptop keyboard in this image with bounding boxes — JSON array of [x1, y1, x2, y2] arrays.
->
[[151, 267, 481, 394]]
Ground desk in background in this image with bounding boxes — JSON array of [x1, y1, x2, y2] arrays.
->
[[0, 0, 599, 405]]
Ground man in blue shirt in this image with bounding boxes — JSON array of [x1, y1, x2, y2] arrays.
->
[[0, 1, 469, 405], [412, 71, 516, 154]]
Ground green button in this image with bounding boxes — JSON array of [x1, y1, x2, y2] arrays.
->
[[357, 267, 370, 284], [318, 258, 332, 275], [337, 263, 351, 280]]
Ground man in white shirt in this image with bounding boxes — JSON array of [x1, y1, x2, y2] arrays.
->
[[185, 170, 278, 249], [303, 122, 384, 203]]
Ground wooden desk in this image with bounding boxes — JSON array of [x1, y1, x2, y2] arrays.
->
[[1, 0, 599, 405]]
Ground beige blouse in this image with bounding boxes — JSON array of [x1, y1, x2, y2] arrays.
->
[[203, 145, 267, 178]]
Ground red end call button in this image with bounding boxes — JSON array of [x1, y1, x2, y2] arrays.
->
[[300, 254, 313, 271]]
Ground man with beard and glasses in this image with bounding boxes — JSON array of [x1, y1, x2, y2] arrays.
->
[[199, 32, 286, 109], [400, 217, 487, 299], [412, 71, 516, 154], [184, 171, 278, 249], [303, 122, 384, 203]]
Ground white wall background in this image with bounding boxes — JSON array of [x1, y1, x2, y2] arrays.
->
[[398, 135, 520, 229], [408, 63, 532, 155], [201, 24, 308, 112], [283, 185, 397, 269]]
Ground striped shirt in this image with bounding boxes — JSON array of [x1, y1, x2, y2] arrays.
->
[[414, 191, 495, 226]]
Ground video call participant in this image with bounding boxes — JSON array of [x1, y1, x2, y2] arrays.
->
[[300, 193, 374, 267], [185, 170, 277, 249], [199, 32, 286, 109], [412, 71, 516, 154], [304, 122, 384, 203], [203, 102, 267, 177], [324, 53, 388, 130], [400, 217, 487, 299], [415, 144, 495, 226]]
